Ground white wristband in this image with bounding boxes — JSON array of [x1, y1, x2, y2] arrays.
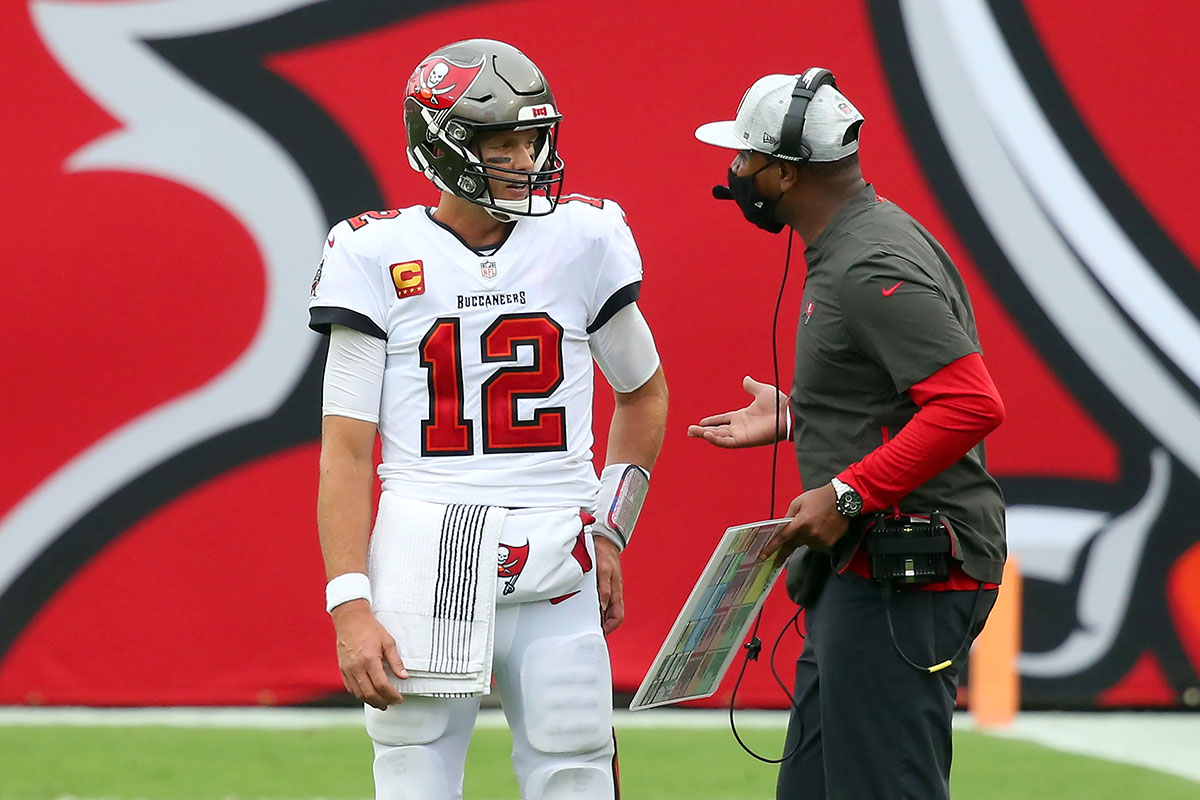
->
[[592, 463, 650, 551], [325, 572, 371, 613]]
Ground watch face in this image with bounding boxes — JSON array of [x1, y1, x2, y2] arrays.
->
[[838, 490, 863, 517]]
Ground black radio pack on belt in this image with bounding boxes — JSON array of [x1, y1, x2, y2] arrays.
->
[[864, 511, 988, 675], [864, 512, 952, 585]]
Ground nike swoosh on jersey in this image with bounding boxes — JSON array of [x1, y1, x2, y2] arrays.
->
[[882, 281, 903, 297]]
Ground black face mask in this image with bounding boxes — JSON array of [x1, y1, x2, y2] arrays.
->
[[726, 163, 785, 234]]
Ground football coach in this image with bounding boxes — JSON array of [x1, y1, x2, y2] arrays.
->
[[688, 69, 1007, 800]]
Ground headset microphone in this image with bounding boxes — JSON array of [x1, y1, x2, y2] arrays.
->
[[712, 184, 734, 200]]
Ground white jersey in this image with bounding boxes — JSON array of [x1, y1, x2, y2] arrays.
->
[[308, 196, 642, 508]]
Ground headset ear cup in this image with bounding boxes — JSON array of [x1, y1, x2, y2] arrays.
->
[[779, 68, 837, 161]]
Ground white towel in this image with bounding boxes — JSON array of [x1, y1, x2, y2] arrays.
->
[[368, 493, 507, 697]]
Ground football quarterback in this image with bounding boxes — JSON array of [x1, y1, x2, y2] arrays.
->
[[309, 39, 668, 800]]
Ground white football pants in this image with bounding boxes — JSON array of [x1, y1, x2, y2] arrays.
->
[[365, 538, 617, 800]]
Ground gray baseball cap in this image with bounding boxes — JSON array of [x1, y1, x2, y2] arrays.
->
[[695, 71, 864, 162]]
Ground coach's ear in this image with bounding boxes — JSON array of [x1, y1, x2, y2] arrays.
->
[[777, 159, 801, 193]]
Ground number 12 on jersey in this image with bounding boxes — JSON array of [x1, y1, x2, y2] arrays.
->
[[419, 313, 567, 456]]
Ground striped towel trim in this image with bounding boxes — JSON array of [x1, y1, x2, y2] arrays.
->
[[430, 503, 489, 673]]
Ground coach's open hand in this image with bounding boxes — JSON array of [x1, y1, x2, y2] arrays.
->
[[762, 482, 849, 560], [594, 537, 625, 635], [332, 600, 407, 710], [687, 376, 789, 448]]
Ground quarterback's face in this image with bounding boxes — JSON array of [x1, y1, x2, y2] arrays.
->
[[475, 128, 540, 201]]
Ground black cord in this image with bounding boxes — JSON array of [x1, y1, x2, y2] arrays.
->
[[769, 230, 794, 516], [727, 230, 800, 764], [881, 580, 987, 674], [727, 636, 776, 762], [726, 603, 805, 764], [769, 606, 803, 700]]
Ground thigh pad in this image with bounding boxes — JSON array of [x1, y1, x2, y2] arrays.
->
[[372, 744, 450, 800], [521, 632, 613, 755], [528, 764, 613, 800], [364, 695, 450, 746]]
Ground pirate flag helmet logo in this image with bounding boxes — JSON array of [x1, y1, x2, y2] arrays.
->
[[405, 55, 483, 110]]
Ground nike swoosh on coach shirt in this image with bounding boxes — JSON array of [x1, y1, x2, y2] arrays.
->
[[882, 281, 903, 297]]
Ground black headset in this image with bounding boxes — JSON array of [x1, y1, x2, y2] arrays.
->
[[777, 67, 838, 161]]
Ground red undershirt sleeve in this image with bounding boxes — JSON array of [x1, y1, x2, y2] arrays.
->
[[838, 352, 1004, 513]]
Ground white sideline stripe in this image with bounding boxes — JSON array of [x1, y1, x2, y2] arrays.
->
[[958, 711, 1200, 785], [0, 706, 790, 730]]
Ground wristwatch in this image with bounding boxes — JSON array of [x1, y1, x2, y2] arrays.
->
[[830, 477, 863, 518]]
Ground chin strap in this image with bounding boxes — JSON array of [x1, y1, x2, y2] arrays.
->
[[591, 463, 650, 551], [483, 205, 517, 222]]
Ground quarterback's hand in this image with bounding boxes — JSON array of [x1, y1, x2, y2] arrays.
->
[[762, 483, 849, 559], [331, 600, 407, 710], [594, 537, 625, 635], [687, 376, 789, 448]]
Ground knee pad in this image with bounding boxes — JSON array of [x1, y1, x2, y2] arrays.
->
[[521, 632, 613, 755], [527, 764, 613, 800], [372, 743, 452, 800], [365, 695, 450, 747]]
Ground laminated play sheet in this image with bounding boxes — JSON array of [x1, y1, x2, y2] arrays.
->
[[629, 518, 790, 710]]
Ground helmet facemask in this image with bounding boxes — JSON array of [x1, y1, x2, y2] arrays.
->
[[408, 113, 564, 221]]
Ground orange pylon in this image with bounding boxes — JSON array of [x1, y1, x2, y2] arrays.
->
[[970, 556, 1021, 727]]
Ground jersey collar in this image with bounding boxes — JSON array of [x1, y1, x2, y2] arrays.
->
[[423, 206, 518, 257]]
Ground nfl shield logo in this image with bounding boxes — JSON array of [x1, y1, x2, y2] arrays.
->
[[480, 260, 498, 280]]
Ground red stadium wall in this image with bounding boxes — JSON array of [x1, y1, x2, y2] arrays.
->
[[2, 0, 1198, 710]]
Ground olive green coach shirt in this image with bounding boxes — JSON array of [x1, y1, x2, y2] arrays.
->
[[790, 184, 1005, 583]]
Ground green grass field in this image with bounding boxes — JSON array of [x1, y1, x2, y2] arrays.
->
[[0, 724, 1196, 799]]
